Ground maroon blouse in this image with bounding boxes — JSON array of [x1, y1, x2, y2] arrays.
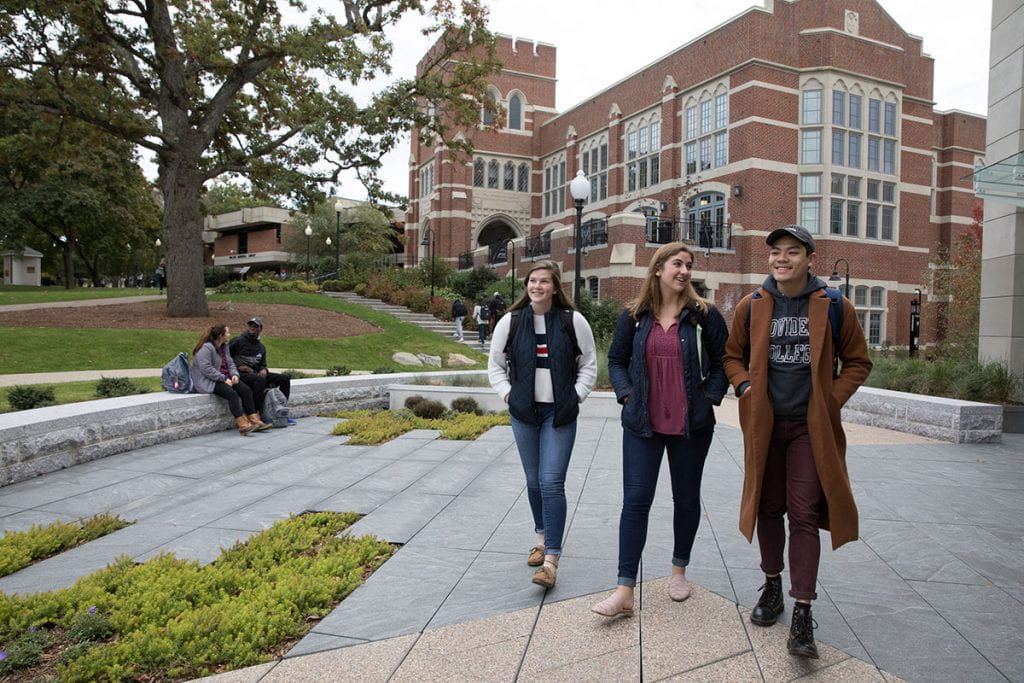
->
[[645, 320, 687, 435]]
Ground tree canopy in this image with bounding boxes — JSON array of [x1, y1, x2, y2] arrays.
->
[[0, 0, 498, 314], [0, 92, 160, 287]]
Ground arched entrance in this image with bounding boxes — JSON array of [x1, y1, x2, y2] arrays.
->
[[476, 218, 518, 249]]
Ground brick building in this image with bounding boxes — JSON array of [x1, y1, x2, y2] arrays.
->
[[406, 0, 985, 348]]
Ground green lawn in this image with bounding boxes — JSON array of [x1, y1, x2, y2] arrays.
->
[[0, 291, 485, 375], [0, 285, 162, 305]]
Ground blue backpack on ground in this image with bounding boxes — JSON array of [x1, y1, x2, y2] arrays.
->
[[161, 352, 194, 393]]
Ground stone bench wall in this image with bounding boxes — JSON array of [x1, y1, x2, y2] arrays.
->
[[0, 371, 475, 487], [1, 374, 1005, 487]]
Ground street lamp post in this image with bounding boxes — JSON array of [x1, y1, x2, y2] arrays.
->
[[569, 170, 590, 308], [504, 238, 516, 301], [420, 227, 435, 298], [829, 258, 851, 302], [334, 200, 344, 276], [909, 288, 922, 357], [304, 226, 312, 282]]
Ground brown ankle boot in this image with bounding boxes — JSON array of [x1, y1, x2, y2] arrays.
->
[[248, 413, 272, 432], [235, 415, 257, 435]]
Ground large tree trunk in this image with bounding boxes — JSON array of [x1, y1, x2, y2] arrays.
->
[[160, 151, 208, 317]]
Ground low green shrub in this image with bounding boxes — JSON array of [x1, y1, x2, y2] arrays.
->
[[372, 366, 395, 374], [281, 369, 316, 379], [353, 283, 367, 296], [6, 385, 56, 411], [0, 514, 132, 577], [403, 395, 425, 410], [67, 607, 115, 643], [94, 376, 151, 398], [214, 278, 317, 294], [332, 409, 509, 444], [410, 399, 446, 419], [450, 396, 480, 414], [320, 279, 346, 292], [866, 356, 1023, 404], [56, 641, 93, 666], [325, 365, 351, 377], [0, 513, 393, 681]]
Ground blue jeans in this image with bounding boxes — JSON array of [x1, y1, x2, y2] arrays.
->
[[477, 320, 487, 344], [617, 425, 714, 586], [510, 402, 577, 556]]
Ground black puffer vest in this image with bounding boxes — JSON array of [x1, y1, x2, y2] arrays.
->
[[506, 307, 580, 428]]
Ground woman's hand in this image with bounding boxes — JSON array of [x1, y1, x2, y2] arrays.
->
[[230, 375, 240, 385]]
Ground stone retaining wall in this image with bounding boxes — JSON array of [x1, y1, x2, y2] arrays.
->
[[0, 371, 476, 487], [1, 374, 1005, 487]]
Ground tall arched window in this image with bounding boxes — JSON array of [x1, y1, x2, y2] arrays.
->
[[517, 163, 529, 192], [508, 94, 522, 130], [473, 158, 485, 187], [503, 161, 515, 190], [487, 160, 499, 189], [482, 89, 498, 126]]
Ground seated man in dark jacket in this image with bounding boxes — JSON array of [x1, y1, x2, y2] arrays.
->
[[228, 317, 294, 424]]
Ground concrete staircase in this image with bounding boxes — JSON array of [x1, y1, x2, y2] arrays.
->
[[325, 291, 488, 351]]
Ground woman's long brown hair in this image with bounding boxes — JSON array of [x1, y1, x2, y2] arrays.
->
[[627, 242, 708, 320], [193, 324, 228, 356], [507, 260, 577, 312]]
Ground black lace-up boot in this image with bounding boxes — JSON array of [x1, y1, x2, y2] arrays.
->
[[750, 575, 784, 626], [787, 601, 819, 658]]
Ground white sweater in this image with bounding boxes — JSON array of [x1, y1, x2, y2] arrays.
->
[[488, 310, 598, 404]]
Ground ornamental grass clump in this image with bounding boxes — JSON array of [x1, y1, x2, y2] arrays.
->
[[0, 514, 131, 577], [0, 512, 393, 681], [333, 408, 509, 444]]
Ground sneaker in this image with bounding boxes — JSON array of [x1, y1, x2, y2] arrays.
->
[[286, 417, 298, 425], [787, 603, 819, 658], [750, 575, 784, 626]]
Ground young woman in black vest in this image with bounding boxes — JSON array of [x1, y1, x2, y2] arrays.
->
[[488, 261, 598, 588], [592, 242, 729, 617]]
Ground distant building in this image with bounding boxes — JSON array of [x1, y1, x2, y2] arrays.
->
[[407, 0, 985, 349], [2, 248, 43, 286], [204, 200, 405, 277]]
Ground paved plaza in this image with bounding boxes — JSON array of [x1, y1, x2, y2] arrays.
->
[[0, 403, 1021, 681]]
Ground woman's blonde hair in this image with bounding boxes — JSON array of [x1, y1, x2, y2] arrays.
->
[[508, 260, 577, 312], [627, 242, 708, 319]]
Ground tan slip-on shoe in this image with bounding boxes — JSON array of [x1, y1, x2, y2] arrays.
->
[[531, 561, 557, 588], [527, 545, 545, 566]]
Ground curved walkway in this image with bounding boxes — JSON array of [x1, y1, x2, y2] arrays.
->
[[0, 293, 164, 312]]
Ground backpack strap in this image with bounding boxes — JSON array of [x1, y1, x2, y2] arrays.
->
[[502, 309, 522, 355]]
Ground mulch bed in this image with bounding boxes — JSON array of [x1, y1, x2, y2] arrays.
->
[[0, 301, 379, 339]]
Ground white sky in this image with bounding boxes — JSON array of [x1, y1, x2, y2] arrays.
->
[[179, 0, 995, 204]]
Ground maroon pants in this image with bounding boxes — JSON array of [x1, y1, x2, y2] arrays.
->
[[756, 420, 823, 601]]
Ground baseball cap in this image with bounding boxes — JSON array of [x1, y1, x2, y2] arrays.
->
[[766, 224, 816, 253], [247, 317, 264, 327], [493, 291, 500, 296]]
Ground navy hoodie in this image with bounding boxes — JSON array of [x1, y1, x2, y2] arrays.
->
[[761, 274, 827, 420]]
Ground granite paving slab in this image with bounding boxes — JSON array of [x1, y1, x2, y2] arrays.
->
[[266, 633, 417, 682], [0, 509, 68, 533], [859, 518, 991, 584], [308, 545, 479, 642], [342, 489, 454, 544], [426, 550, 547, 628], [93, 443, 225, 473], [135, 526, 257, 565], [283, 633, 367, 659], [143, 482, 284, 527], [205, 485, 337, 532], [36, 472, 195, 518]]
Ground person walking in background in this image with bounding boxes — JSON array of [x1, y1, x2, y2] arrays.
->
[[451, 298, 467, 341], [155, 258, 166, 294], [191, 324, 271, 436], [591, 242, 728, 618], [489, 291, 507, 334], [723, 225, 872, 659], [473, 297, 489, 346], [488, 261, 597, 589]]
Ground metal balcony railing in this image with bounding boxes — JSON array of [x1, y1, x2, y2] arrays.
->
[[488, 243, 510, 265], [579, 218, 608, 249], [525, 233, 551, 259], [682, 219, 732, 250]]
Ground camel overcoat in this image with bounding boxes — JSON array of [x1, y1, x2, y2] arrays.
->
[[723, 288, 872, 550]]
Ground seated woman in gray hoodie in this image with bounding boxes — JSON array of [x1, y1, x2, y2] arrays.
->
[[190, 324, 271, 435]]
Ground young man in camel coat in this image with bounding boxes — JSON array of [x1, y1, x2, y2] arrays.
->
[[723, 225, 872, 659]]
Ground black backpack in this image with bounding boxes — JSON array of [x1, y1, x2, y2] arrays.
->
[[453, 301, 468, 317], [478, 303, 491, 321]]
